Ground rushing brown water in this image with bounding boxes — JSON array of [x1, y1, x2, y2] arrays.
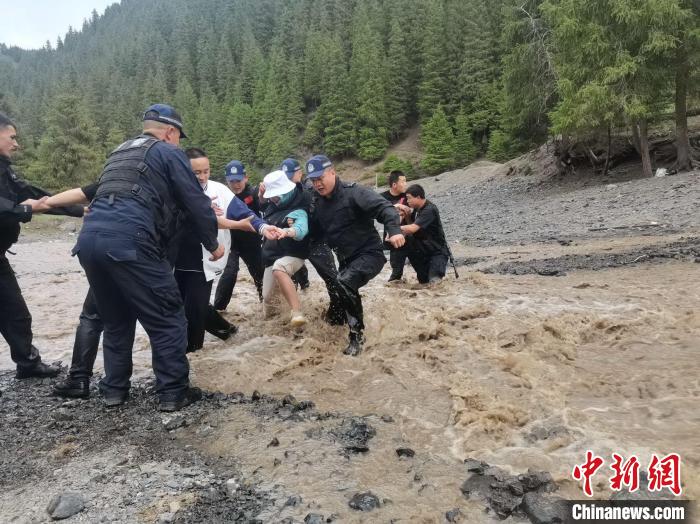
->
[[4, 230, 697, 522]]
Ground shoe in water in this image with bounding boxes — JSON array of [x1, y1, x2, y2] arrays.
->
[[342, 332, 365, 357], [290, 310, 307, 327]]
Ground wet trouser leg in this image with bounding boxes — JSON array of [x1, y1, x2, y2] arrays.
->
[[213, 234, 240, 310], [388, 247, 408, 281], [406, 249, 430, 284], [76, 232, 189, 400], [238, 241, 264, 302], [0, 254, 41, 369], [336, 251, 386, 335], [175, 270, 212, 352], [204, 305, 232, 336], [68, 288, 103, 380], [307, 242, 345, 322], [428, 254, 449, 282]]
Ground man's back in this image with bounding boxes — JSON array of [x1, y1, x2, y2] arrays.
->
[[85, 136, 217, 254]]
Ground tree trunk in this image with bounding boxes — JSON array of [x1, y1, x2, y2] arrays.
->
[[603, 123, 612, 177], [675, 45, 693, 171], [638, 119, 653, 178]]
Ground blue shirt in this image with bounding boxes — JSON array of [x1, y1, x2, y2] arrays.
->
[[226, 196, 266, 233]]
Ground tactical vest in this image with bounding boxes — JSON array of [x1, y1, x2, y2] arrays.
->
[[261, 185, 310, 266], [93, 135, 178, 249]]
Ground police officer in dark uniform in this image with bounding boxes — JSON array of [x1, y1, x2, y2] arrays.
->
[[279, 158, 346, 324], [306, 155, 405, 356], [0, 112, 83, 379], [213, 160, 264, 309], [73, 104, 223, 411]]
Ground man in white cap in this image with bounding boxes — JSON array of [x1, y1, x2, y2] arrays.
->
[[259, 170, 311, 326]]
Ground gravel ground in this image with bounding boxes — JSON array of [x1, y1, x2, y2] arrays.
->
[[419, 163, 700, 247]]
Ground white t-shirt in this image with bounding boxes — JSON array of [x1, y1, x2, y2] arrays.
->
[[201, 180, 234, 281]]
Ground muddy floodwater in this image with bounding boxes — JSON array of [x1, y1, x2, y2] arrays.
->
[[1, 166, 699, 523]]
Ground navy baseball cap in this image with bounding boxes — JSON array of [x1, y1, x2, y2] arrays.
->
[[306, 155, 333, 179], [281, 158, 301, 180], [143, 103, 188, 138], [225, 160, 246, 181]]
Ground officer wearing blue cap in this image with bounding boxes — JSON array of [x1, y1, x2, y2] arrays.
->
[[279, 157, 346, 323], [306, 155, 405, 355], [213, 159, 265, 309], [72, 103, 223, 411]]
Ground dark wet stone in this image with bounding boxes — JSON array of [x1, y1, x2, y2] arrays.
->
[[348, 491, 381, 512], [464, 457, 488, 474], [304, 513, 324, 524], [518, 471, 557, 493], [396, 447, 415, 458], [46, 492, 85, 520], [488, 487, 522, 519], [445, 508, 462, 522], [281, 394, 297, 406], [251, 390, 262, 401], [461, 459, 560, 520], [522, 492, 568, 524], [331, 417, 376, 454], [326, 514, 338, 522], [267, 437, 280, 447], [285, 495, 302, 507], [295, 400, 315, 411]]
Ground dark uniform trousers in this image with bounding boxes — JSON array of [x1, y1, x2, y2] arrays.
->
[[68, 288, 103, 380], [75, 231, 189, 400], [406, 250, 448, 284], [0, 254, 41, 368], [174, 270, 231, 352], [336, 250, 386, 333], [214, 231, 264, 309], [388, 247, 408, 280], [307, 241, 346, 322]]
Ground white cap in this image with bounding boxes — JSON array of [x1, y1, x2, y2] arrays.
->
[[262, 170, 296, 199]]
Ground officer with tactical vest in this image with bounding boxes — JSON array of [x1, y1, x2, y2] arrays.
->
[[259, 170, 311, 326], [306, 155, 405, 356], [73, 104, 222, 411]]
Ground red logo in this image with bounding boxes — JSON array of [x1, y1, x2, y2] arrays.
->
[[573, 452, 682, 497]]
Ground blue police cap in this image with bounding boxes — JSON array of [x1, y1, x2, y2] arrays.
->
[[306, 155, 333, 179], [225, 160, 246, 181], [280, 158, 301, 180], [143, 103, 188, 138]]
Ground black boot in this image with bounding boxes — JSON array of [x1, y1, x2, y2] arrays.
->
[[102, 390, 129, 408], [205, 306, 237, 340], [53, 377, 90, 398], [343, 331, 365, 357], [16, 361, 60, 379], [324, 306, 347, 326], [159, 386, 203, 412]]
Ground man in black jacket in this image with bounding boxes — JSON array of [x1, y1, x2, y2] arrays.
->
[[0, 112, 81, 379], [401, 184, 450, 284], [306, 155, 405, 356]]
